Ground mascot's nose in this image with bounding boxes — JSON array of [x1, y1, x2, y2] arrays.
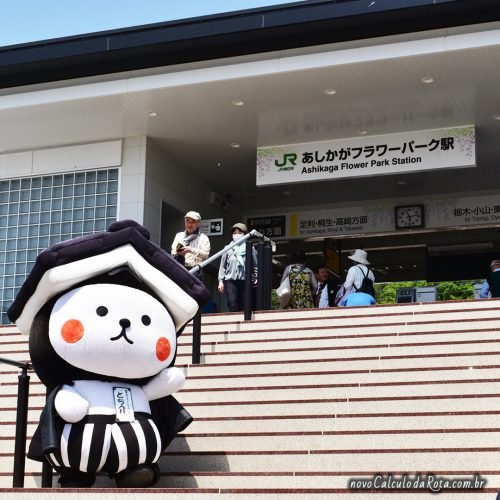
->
[[119, 318, 131, 329]]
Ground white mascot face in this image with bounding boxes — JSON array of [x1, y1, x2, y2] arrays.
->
[[48, 284, 177, 379]]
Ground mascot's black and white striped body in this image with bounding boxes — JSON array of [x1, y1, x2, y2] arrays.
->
[[8, 220, 209, 488]]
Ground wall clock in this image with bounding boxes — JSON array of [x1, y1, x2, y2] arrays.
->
[[395, 205, 425, 229]]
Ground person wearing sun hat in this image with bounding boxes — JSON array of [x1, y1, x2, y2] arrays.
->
[[217, 222, 257, 312], [337, 248, 375, 306], [171, 211, 210, 278]]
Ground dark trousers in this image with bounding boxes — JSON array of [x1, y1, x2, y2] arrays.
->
[[225, 280, 246, 312]]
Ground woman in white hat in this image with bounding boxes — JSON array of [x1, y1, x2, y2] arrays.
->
[[218, 223, 257, 312], [338, 249, 375, 306]]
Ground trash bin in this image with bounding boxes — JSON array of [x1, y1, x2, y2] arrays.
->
[[416, 286, 437, 302], [396, 287, 416, 303]]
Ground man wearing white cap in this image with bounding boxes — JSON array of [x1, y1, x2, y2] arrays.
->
[[171, 211, 211, 274], [338, 249, 375, 306]]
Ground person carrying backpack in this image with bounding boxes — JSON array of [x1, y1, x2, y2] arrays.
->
[[337, 249, 376, 306], [280, 251, 318, 309]]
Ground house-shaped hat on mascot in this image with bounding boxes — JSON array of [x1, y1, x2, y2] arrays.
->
[[8, 219, 209, 335]]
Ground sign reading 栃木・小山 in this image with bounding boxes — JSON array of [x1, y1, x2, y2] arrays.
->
[[256, 125, 475, 186]]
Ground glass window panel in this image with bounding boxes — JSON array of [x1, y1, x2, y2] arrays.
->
[[9, 191, 20, 203], [19, 202, 29, 213], [38, 236, 49, 247], [39, 225, 49, 236], [50, 223, 61, 234], [0, 181, 9, 192], [75, 173, 85, 183], [109, 169, 118, 180], [7, 227, 17, 238], [83, 221, 94, 232], [52, 186, 63, 198], [74, 184, 85, 196], [30, 201, 41, 212], [16, 250, 27, 261], [28, 226, 39, 237], [0, 216, 7, 227], [84, 197, 95, 208], [52, 198, 62, 210], [0, 193, 9, 203], [8, 215, 18, 226], [31, 177, 41, 188], [10, 179, 20, 190], [97, 171, 107, 182], [85, 171, 97, 182], [42, 176, 52, 187], [6, 240, 16, 251], [61, 222, 71, 233], [29, 213, 40, 224], [5, 265, 15, 275], [85, 183, 96, 195], [107, 194, 117, 205], [40, 212, 50, 223], [108, 181, 118, 193], [20, 190, 30, 201], [27, 250, 38, 260], [105, 218, 116, 228], [73, 208, 83, 220], [72, 221, 83, 233], [31, 188, 41, 200], [17, 239, 27, 250], [95, 194, 106, 206], [62, 210, 72, 222], [41, 200, 51, 211], [41, 187, 52, 199], [18, 226, 28, 237], [96, 183, 107, 194], [62, 198, 73, 210], [63, 185, 73, 197], [0, 205, 7, 215], [0, 232, 5, 242], [4, 276, 14, 287], [95, 207, 106, 218], [49, 235, 60, 245], [53, 175, 63, 186], [19, 214, 29, 225], [73, 197, 84, 208], [50, 212, 61, 222], [63, 174, 75, 185], [8, 203, 19, 214], [84, 208, 95, 218], [94, 219, 106, 231], [15, 275, 25, 287], [21, 178, 31, 189]]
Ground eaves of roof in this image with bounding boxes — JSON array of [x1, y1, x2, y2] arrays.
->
[[0, 0, 499, 89]]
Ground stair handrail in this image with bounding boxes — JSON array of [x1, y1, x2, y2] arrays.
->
[[0, 357, 32, 488], [189, 229, 275, 364]]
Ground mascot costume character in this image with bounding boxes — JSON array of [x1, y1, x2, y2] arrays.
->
[[7, 220, 209, 488]]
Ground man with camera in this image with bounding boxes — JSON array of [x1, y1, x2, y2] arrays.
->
[[171, 211, 211, 279]]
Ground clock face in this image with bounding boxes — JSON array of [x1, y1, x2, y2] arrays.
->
[[395, 205, 424, 229]]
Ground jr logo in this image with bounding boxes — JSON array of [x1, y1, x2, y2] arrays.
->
[[274, 153, 297, 168]]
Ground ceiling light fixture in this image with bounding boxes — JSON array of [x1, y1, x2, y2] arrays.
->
[[358, 130, 368, 135], [323, 88, 337, 95], [147, 111, 158, 117], [493, 114, 500, 121], [230, 142, 240, 148], [421, 76, 434, 84], [231, 99, 245, 106]]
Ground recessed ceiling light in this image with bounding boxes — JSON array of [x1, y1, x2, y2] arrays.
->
[[231, 99, 245, 106], [421, 76, 434, 84], [230, 142, 240, 148], [493, 114, 500, 121], [358, 130, 368, 135], [282, 190, 291, 196], [147, 111, 158, 117], [323, 88, 337, 95], [397, 180, 406, 186]]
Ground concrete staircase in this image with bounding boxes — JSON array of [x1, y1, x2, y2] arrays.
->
[[0, 299, 500, 498]]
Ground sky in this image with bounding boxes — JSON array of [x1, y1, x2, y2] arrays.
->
[[0, 0, 304, 47]]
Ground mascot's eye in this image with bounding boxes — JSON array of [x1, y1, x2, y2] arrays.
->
[[141, 315, 151, 326], [96, 306, 108, 317]]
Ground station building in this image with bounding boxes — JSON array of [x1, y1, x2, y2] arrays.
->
[[0, 0, 499, 320]]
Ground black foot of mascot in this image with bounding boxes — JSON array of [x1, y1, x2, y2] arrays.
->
[[8, 220, 209, 488]]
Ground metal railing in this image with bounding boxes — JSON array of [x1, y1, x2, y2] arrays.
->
[[0, 357, 32, 488], [189, 229, 275, 364]]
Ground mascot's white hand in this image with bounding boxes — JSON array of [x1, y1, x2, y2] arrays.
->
[[143, 367, 186, 401], [54, 385, 90, 423]]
